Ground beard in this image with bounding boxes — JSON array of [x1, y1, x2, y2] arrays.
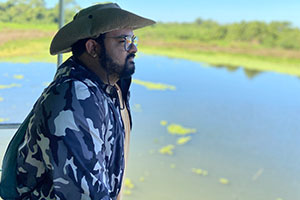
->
[[100, 52, 136, 79]]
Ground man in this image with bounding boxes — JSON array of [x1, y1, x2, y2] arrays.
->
[[0, 3, 155, 200]]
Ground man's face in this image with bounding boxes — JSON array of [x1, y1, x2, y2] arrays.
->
[[100, 28, 137, 79]]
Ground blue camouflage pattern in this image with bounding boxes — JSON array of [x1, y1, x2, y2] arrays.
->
[[16, 57, 131, 200]]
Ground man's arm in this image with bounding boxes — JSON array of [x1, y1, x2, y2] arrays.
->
[[38, 80, 114, 199]]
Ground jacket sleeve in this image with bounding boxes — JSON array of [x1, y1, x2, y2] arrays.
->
[[38, 80, 113, 200]]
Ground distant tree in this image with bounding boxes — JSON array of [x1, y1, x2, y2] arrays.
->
[[139, 18, 300, 50], [0, 0, 79, 23], [195, 18, 204, 25], [49, 0, 80, 23]]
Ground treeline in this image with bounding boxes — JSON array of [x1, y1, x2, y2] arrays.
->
[[138, 19, 300, 50], [0, 0, 79, 24], [1, 0, 300, 50]]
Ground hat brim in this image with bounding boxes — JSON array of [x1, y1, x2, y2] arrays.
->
[[50, 8, 155, 55]]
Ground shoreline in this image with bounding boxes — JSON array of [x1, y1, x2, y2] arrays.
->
[[138, 45, 300, 77], [1, 47, 300, 77]]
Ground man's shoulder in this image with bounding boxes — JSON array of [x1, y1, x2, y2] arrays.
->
[[45, 58, 95, 90], [54, 57, 86, 82]]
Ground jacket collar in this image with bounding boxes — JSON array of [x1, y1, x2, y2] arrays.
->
[[69, 56, 132, 101]]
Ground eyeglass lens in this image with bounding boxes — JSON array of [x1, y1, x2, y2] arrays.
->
[[125, 36, 138, 50]]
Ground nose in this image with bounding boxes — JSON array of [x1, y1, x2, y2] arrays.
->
[[128, 43, 137, 53]]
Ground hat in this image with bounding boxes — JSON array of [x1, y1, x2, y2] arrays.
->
[[50, 3, 155, 55]]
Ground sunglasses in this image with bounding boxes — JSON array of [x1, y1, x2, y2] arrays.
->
[[106, 35, 138, 51]]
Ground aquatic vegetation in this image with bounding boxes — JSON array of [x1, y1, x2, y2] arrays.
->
[[192, 168, 202, 175], [0, 97, 3, 101], [167, 123, 196, 135], [124, 178, 135, 189], [123, 189, 132, 195], [192, 168, 208, 176], [219, 178, 229, 185], [202, 170, 208, 176], [13, 74, 24, 79], [0, 83, 21, 89], [123, 178, 134, 195], [252, 168, 264, 181], [159, 144, 175, 155], [0, 118, 9, 122], [170, 164, 176, 169], [123, 179, 134, 195], [158, 123, 196, 158], [139, 176, 145, 182], [160, 120, 168, 126], [132, 79, 176, 91], [177, 136, 191, 145]]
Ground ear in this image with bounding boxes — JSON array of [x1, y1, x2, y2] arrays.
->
[[85, 39, 99, 58]]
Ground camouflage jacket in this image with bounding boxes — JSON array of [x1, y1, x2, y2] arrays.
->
[[16, 57, 132, 200]]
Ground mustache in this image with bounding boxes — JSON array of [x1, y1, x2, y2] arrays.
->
[[126, 53, 135, 60]]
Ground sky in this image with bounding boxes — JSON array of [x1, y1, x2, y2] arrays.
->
[[1, 0, 300, 27]]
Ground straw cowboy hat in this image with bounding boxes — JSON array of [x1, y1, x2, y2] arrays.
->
[[50, 3, 155, 55]]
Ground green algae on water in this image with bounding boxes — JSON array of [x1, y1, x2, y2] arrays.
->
[[177, 136, 191, 145], [0, 83, 21, 89], [132, 79, 176, 91], [159, 144, 175, 155], [13, 74, 24, 79], [167, 123, 196, 135]]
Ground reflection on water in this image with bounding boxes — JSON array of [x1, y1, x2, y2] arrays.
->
[[244, 68, 262, 79], [1, 55, 300, 200], [213, 64, 240, 72], [213, 64, 263, 79]]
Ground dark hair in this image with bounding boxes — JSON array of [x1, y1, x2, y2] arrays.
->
[[71, 34, 106, 58], [71, 38, 90, 58]]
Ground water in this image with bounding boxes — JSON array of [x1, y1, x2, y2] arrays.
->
[[0, 62, 56, 122], [0, 55, 300, 199]]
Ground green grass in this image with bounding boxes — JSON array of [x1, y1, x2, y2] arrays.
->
[[0, 22, 57, 31], [0, 37, 55, 63]]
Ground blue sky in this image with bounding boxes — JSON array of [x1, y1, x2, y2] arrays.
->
[[1, 0, 300, 27]]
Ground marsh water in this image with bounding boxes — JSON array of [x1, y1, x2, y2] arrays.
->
[[0, 54, 300, 200]]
